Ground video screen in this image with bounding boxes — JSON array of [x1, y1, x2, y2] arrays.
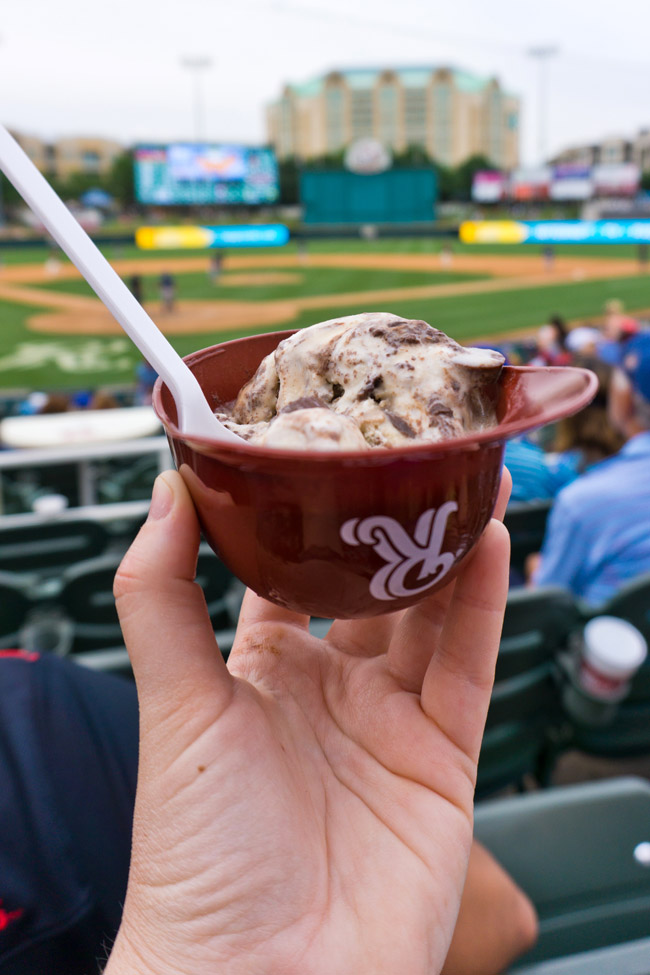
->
[[134, 144, 279, 205]]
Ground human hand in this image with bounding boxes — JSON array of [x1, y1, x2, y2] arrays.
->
[[106, 469, 511, 975]]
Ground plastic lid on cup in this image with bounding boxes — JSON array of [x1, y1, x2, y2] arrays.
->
[[583, 616, 648, 680]]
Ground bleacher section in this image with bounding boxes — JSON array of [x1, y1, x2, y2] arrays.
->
[[476, 777, 650, 971]]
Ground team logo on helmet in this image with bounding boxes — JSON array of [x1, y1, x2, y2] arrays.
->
[[341, 502, 458, 600]]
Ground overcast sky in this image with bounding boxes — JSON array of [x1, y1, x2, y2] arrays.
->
[[2, 0, 650, 165]]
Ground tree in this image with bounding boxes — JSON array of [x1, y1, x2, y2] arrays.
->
[[106, 150, 136, 209], [277, 157, 300, 205], [0, 172, 23, 207], [392, 144, 434, 168], [50, 170, 106, 201], [453, 154, 497, 201]]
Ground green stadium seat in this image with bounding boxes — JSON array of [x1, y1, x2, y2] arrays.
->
[[0, 519, 108, 576], [513, 936, 650, 975], [504, 500, 552, 577], [97, 455, 160, 504], [476, 586, 579, 798], [60, 544, 240, 654], [589, 571, 650, 646], [474, 777, 650, 969]]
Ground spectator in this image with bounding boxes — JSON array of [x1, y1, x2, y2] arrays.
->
[[505, 436, 575, 503], [39, 393, 71, 414], [545, 355, 624, 476], [533, 333, 650, 605], [89, 390, 119, 410], [71, 390, 92, 409], [18, 391, 48, 415], [565, 325, 601, 358], [135, 359, 158, 406], [505, 359, 622, 504], [530, 316, 571, 366], [598, 300, 640, 365]]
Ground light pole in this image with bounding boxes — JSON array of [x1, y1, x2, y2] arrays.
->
[[180, 56, 213, 142], [527, 45, 558, 164]]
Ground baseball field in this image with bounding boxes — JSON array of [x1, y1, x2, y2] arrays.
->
[[1, 237, 649, 392]]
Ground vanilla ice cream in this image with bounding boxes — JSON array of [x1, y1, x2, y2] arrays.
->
[[217, 312, 505, 450]]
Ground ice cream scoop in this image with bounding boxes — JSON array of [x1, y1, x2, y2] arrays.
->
[[220, 313, 505, 449]]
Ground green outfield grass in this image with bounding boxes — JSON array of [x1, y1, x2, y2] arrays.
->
[[286, 274, 650, 341]]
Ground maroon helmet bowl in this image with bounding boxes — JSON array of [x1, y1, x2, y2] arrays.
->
[[153, 330, 598, 619]]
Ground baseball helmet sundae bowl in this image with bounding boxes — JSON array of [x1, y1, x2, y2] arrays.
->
[[153, 316, 597, 619]]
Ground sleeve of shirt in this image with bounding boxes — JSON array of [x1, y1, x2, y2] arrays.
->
[[534, 487, 589, 593]]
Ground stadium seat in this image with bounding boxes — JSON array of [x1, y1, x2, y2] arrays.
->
[[0, 571, 32, 646], [504, 499, 552, 578], [60, 544, 240, 654], [590, 570, 650, 646], [476, 586, 579, 798], [0, 519, 108, 577], [474, 777, 650, 969], [97, 455, 160, 504], [513, 936, 650, 975]]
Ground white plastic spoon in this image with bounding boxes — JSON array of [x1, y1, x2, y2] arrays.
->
[[0, 123, 241, 443]]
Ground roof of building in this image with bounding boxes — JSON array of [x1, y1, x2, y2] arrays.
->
[[281, 66, 515, 98]]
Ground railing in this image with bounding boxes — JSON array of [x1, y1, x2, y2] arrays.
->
[[0, 436, 172, 513]]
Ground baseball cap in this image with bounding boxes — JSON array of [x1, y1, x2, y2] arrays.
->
[[566, 326, 601, 353], [620, 333, 650, 402]]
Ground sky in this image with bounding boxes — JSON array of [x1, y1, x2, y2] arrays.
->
[[2, 0, 650, 165]]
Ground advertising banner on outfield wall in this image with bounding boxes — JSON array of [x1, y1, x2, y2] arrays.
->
[[509, 167, 552, 201], [459, 219, 650, 244], [592, 163, 640, 197], [550, 165, 594, 201], [135, 225, 290, 249], [471, 171, 507, 203]]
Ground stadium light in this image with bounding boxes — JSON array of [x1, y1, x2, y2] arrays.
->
[[527, 45, 559, 164], [180, 56, 213, 142]]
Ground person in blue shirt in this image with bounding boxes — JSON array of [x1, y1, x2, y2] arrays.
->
[[534, 333, 650, 606], [505, 437, 576, 503], [506, 357, 623, 505]]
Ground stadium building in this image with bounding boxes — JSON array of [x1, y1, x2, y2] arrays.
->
[[550, 129, 650, 172], [9, 132, 123, 179], [267, 66, 520, 168]]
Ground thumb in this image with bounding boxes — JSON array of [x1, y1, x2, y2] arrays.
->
[[114, 470, 233, 714]]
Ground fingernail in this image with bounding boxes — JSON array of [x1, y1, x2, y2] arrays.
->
[[148, 474, 174, 521]]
